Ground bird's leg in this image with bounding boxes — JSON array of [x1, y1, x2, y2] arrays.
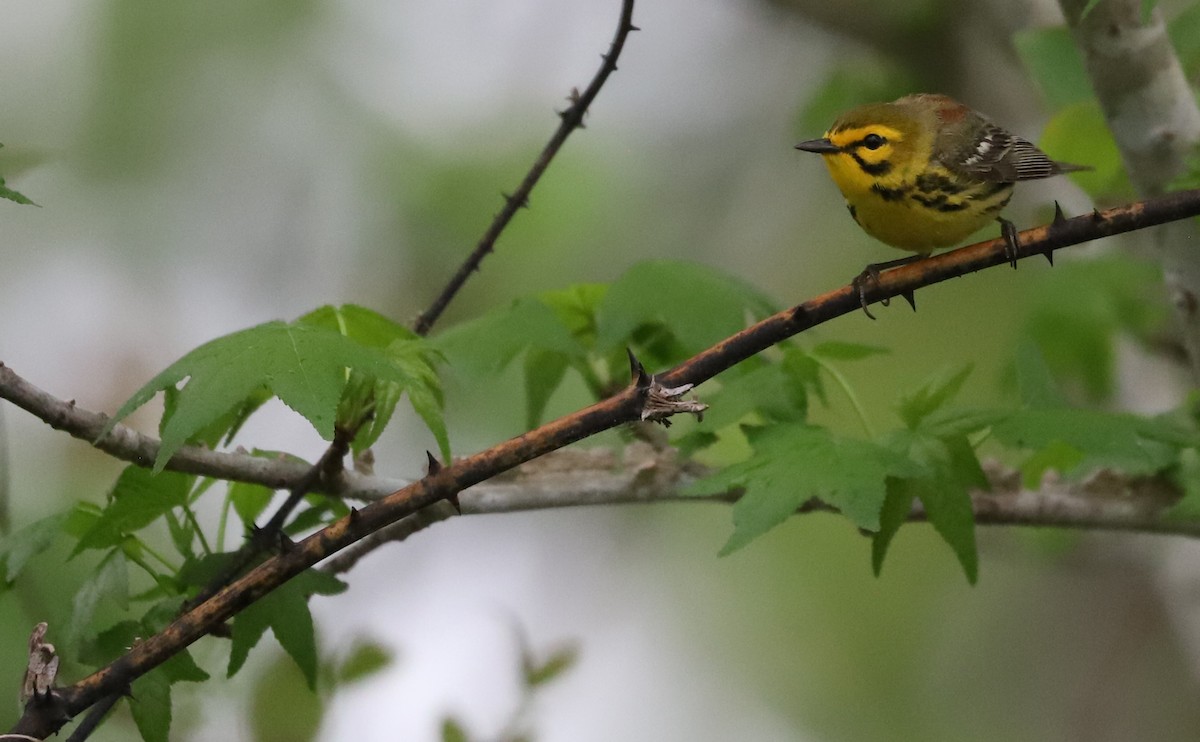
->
[[852, 253, 925, 320], [998, 217, 1020, 269]]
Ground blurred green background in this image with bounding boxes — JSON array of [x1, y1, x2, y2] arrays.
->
[[2, 0, 1200, 739]]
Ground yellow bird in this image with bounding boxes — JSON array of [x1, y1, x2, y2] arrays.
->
[[796, 93, 1085, 315]]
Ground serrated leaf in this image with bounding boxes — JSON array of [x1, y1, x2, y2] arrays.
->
[[687, 424, 920, 554], [130, 669, 172, 742], [300, 305, 443, 455], [435, 297, 584, 375], [897, 364, 973, 429], [993, 409, 1181, 478], [229, 569, 347, 688], [336, 639, 394, 684], [74, 467, 192, 554], [594, 260, 777, 361], [883, 431, 982, 583], [70, 549, 129, 643], [1, 511, 69, 583], [104, 320, 436, 472], [871, 479, 916, 577]]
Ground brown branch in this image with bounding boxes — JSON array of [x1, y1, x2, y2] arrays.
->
[[7, 189, 1198, 738], [410, 0, 639, 336]]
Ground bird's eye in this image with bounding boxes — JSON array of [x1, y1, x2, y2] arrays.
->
[[862, 134, 886, 150]]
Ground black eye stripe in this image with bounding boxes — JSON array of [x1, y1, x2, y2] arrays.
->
[[848, 133, 888, 151]]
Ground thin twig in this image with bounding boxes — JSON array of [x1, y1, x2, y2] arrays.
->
[[410, 0, 639, 337], [10, 189, 1200, 739]]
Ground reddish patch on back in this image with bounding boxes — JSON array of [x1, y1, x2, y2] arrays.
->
[[930, 95, 968, 123]]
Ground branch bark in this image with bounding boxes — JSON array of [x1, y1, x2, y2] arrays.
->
[[9, 188, 1200, 738]]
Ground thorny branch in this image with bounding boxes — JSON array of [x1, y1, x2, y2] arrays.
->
[[410, 0, 639, 336], [9, 188, 1200, 738]]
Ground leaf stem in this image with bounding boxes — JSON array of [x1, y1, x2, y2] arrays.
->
[[811, 356, 875, 438]]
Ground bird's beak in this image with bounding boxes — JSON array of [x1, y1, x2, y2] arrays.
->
[[794, 138, 840, 154]]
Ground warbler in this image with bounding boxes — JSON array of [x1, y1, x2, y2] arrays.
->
[[796, 93, 1086, 315]]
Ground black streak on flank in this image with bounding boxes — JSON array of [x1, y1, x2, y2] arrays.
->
[[871, 183, 907, 202], [914, 172, 965, 195], [847, 203, 859, 224], [912, 192, 970, 212]]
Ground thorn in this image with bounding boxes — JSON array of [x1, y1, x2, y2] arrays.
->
[[1092, 208, 1105, 222], [277, 532, 295, 553], [1052, 200, 1067, 226], [446, 492, 462, 515], [900, 291, 916, 312], [1043, 248, 1055, 266], [628, 23, 641, 32], [627, 348, 650, 389], [425, 450, 442, 475], [348, 506, 359, 522]]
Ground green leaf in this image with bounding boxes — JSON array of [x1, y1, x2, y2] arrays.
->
[[523, 348, 570, 428], [70, 549, 129, 643], [1022, 255, 1166, 400], [435, 297, 583, 375], [871, 479, 916, 577], [694, 360, 807, 432], [299, 304, 445, 455], [0, 511, 69, 583], [441, 717, 470, 742], [230, 481, 275, 528], [523, 645, 578, 688], [74, 467, 192, 554], [594, 261, 777, 362], [130, 669, 172, 742], [883, 431, 983, 583], [229, 569, 347, 688], [105, 320, 437, 472], [1040, 101, 1134, 200], [1014, 339, 1067, 408], [1167, 448, 1200, 520], [687, 424, 920, 554], [0, 145, 36, 205], [918, 407, 1006, 439], [994, 409, 1182, 479], [335, 639, 394, 684], [1012, 27, 1092, 111], [538, 283, 608, 346], [896, 364, 973, 430], [0, 175, 35, 205], [1169, 3, 1200, 79]]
